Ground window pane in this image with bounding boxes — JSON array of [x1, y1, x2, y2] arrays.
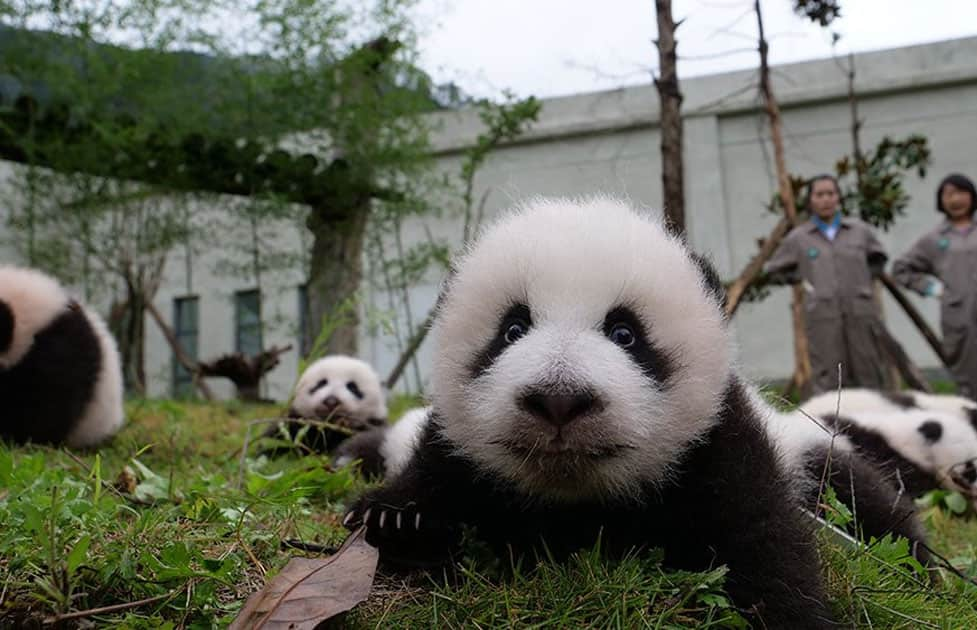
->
[[172, 296, 199, 397], [235, 289, 262, 356]]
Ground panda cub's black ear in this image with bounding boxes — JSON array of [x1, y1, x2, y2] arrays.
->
[[917, 420, 943, 443], [689, 252, 728, 315], [967, 407, 977, 433], [0, 300, 14, 354]]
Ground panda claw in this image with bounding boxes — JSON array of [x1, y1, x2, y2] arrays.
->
[[342, 510, 356, 527], [396, 512, 402, 530], [415, 512, 422, 530], [363, 508, 373, 524], [379, 510, 387, 528]]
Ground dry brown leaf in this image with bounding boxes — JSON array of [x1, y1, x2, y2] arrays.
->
[[230, 527, 378, 630]]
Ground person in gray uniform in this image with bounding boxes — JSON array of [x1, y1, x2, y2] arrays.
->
[[764, 174, 890, 395], [893, 173, 977, 398]]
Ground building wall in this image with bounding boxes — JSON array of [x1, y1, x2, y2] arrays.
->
[[2, 36, 977, 400]]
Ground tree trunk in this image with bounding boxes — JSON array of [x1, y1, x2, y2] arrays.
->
[[145, 300, 215, 400], [306, 200, 371, 357], [755, 1, 811, 396], [654, 0, 685, 236], [879, 273, 950, 368], [725, 217, 790, 317], [112, 282, 147, 395]]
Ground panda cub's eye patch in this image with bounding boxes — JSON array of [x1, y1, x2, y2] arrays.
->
[[500, 304, 532, 345], [347, 381, 364, 399], [310, 378, 329, 394], [603, 306, 675, 384], [469, 303, 532, 378]]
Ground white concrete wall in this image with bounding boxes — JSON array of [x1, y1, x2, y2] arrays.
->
[[3, 36, 977, 400]]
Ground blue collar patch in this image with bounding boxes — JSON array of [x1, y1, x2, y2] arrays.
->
[[807, 247, 820, 259], [938, 237, 950, 251]]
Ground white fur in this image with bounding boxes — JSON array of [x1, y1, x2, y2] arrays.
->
[[429, 197, 732, 502], [291, 355, 387, 421], [802, 388, 976, 419], [0, 265, 70, 369], [64, 303, 126, 447], [745, 385, 853, 472], [380, 406, 431, 478]]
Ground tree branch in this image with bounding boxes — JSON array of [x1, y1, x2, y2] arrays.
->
[[145, 300, 215, 400]]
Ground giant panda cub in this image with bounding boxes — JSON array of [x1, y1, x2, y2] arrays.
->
[[801, 388, 977, 508], [263, 355, 388, 459], [747, 388, 929, 561], [0, 265, 125, 447], [344, 197, 838, 628]]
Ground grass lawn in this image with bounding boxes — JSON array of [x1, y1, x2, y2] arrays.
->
[[1, 397, 975, 628]]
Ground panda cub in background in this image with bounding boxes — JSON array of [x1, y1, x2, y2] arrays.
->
[[801, 388, 977, 508], [345, 197, 838, 629], [264, 355, 388, 456], [748, 388, 930, 561], [0, 265, 125, 447]]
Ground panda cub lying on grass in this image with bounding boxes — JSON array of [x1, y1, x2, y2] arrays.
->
[[262, 355, 388, 468], [344, 197, 843, 628], [800, 388, 977, 508], [0, 265, 124, 447]]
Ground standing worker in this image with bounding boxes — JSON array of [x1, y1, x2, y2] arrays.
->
[[893, 173, 977, 398], [764, 174, 890, 395]]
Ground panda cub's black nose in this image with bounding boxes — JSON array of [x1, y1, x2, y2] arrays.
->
[[519, 389, 599, 427]]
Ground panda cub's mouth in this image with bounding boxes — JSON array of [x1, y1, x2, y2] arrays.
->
[[493, 436, 634, 461]]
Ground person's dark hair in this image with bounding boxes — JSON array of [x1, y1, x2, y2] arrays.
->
[[936, 173, 977, 216], [804, 174, 842, 209]]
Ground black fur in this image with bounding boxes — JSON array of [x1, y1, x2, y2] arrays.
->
[[470, 303, 532, 378], [332, 427, 388, 477], [0, 299, 13, 354], [881, 391, 917, 409], [822, 414, 939, 496], [967, 408, 977, 433], [917, 420, 943, 443], [800, 444, 929, 563], [347, 379, 837, 629], [690, 252, 728, 313], [0, 301, 103, 444], [601, 306, 674, 384]]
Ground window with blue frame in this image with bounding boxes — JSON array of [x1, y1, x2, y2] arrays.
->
[[235, 289, 263, 356], [172, 296, 199, 397]]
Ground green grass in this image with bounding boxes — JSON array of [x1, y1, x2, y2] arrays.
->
[[1, 399, 975, 628]]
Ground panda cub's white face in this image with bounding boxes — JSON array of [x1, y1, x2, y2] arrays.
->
[[847, 408, 977, 503], [291, 355, 387, 427], [430, 197, 732, 503]]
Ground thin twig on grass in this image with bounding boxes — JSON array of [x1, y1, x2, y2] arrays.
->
[[42, 587, 184, 624]]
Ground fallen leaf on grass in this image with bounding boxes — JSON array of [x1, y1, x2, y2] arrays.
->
[[230, 527, 378, 630]]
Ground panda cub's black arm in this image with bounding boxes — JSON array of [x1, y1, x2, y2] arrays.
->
[[343, 421, 472, 565]]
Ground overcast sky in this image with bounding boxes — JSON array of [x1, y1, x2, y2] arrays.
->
[[413, 0, 977, 100]]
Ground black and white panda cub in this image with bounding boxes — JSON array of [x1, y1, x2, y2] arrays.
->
[[263, 355, 388, 466], [0, 265, 125, 447], [750, 390, 930, 561], [344, 198, 837, 628], [800, 388, 977, 509]]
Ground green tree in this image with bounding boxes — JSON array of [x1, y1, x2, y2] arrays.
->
[[0, 0, 451, 391]]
